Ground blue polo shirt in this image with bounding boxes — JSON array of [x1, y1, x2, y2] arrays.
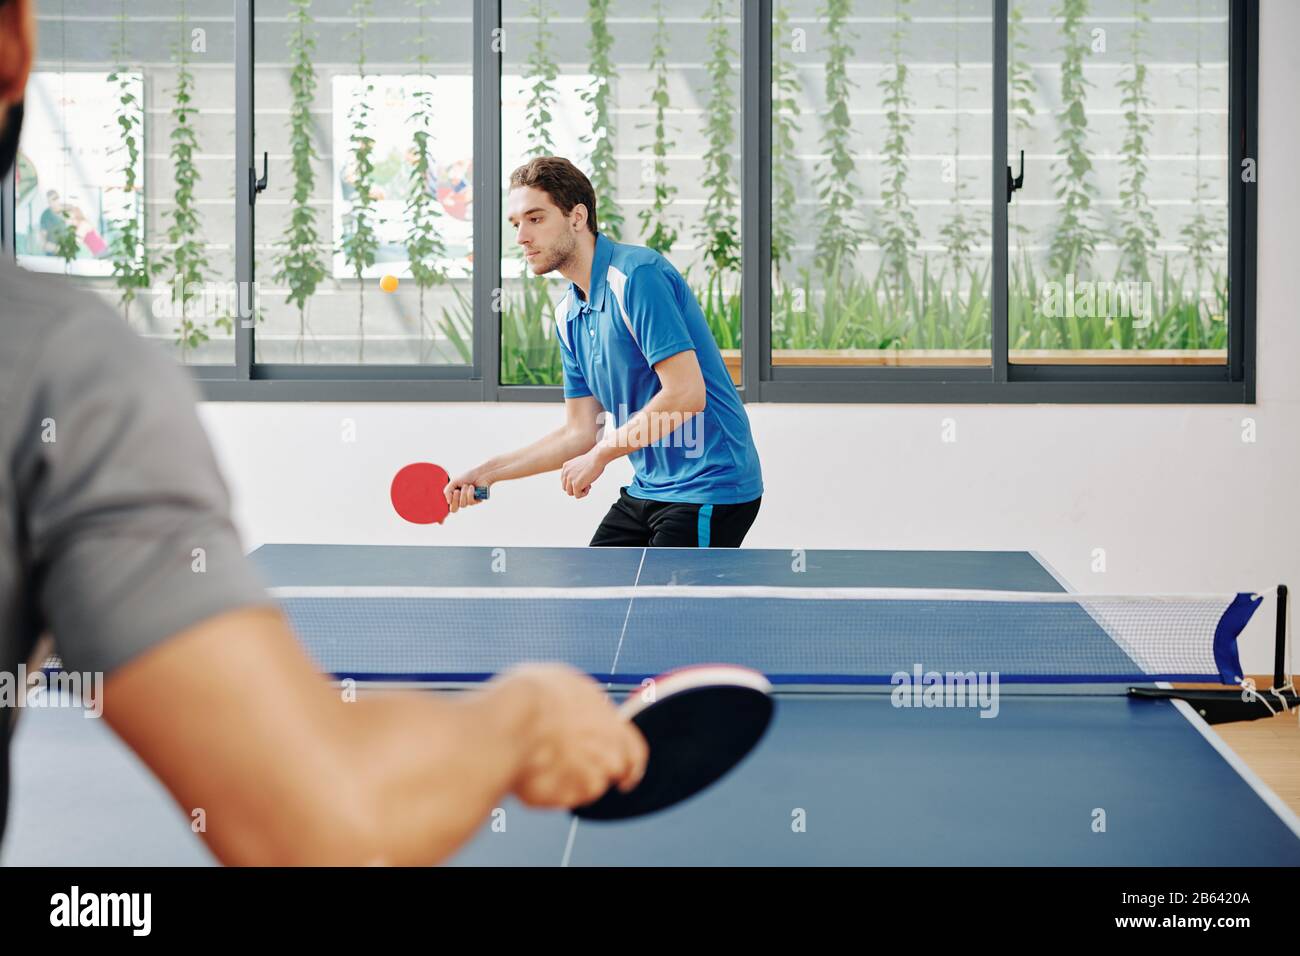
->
[[555, 233, 763, 505]]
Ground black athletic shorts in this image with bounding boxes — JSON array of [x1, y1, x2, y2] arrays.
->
[[590, 487, 761, 548]]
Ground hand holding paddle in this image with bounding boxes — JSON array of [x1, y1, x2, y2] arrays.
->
[[444, 469, 492, 516], [389, 462, 488, 524], [500, 663, 774, 821], [497, 664, 650, 810], [575, 665, 775, 821]]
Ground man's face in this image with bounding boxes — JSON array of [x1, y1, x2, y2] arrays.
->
[[507, 185, 581, 277]]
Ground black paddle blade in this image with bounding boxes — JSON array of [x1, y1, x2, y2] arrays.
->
[[574, 684, 776, 822]]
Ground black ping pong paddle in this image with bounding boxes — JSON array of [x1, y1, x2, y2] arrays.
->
[[574, 665, 775, 822]]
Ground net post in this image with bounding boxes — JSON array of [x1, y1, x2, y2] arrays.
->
[[1274, 584, 1288, 689]]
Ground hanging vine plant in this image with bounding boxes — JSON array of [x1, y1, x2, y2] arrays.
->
[[50, 207, 81, 270], [500, 0, 564, 385], [874, 0, 919, 299], [813, 0, 865, 296], [339, 0, 381, 362], [274, 0, 328, 362], [1178, 0, 1218, 287], [163, 0, 212, 361], [581, 0, 622, 240], [1117, 0, 1158, 282], [107, 0, 152, 324], [404, 0, 450, 361], [1047, 0, 1100, 279], [524, 0, 559, 158], [770, 1, 803, 288], [1007, 1, 1036, 243], [51, 0, 80, 274], [694, 0, 741, 333], [937, 0, 980, 281], [637, 0, 679, 256]]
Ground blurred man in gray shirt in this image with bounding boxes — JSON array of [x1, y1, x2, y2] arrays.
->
[[0, 0, 643, 864]]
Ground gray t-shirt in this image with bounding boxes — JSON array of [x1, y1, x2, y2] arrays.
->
[[0, 260, 270, 843]]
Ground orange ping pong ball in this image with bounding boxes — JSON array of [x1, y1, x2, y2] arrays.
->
[[380, 274, 399, 293]]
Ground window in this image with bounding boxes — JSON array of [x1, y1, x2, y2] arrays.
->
[[1007, 0, 1230, 368], [1, 1, 1256, 402], [499, 0, 743, 386], [771, 0, 994, 371], [253, 0, 474, 366], [13, 0, 236, 365]]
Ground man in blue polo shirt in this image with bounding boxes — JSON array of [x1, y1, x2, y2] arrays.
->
[[446, 156, 763, 547]]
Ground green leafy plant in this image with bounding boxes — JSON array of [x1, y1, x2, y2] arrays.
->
[[404, 0, 450, 363], [502, 278, 566, 385], [874, 0, 919, 298], [1178, 0, 1221, 289], [162, 0, 212, 361], [524, 0, 559, 158], [1007, 2, 1037, 243], [636, 0, 679, 257], [581, 0, 622, 240], [339, 0, 381, 362], [106, 0, 152, 324], [691, 272, 741, 353], [766, 251, 1222, 357], [1008, 3, 1037, 138], [502, 0, 562, 384], [1010, 252, 1225, 352], [274, 0, 329, 361], [1117, 0, 1158, 281], [1047, 0, 1100, 278], [770, 1, 803, 286], [50, 208, 81, 270], [438, 280, 473, 365], [774, 259, 987, 353], [48, 0, 80, 273], [811, 0, 862, 288], [688, 0, 741, 351], [937, 0, 980, 281]]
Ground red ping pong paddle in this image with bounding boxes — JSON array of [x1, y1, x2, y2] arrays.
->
[[573, 665, 775, 821], [390, 462, 489, 525]]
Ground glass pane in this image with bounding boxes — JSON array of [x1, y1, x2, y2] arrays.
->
[[254, 0, 474, 365], [19, 0, 235, 364], [500, 0, 744, 387], [1008, 0, 1229, 365], [772, 0, 994, 369]]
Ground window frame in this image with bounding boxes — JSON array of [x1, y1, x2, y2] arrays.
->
[[742, 0, 1256, 405], [0, 0, 1257, 404]]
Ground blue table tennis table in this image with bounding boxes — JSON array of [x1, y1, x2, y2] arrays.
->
[[4, 545, 1299, 866]]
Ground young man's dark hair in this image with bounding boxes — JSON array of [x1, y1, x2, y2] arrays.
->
[[508, 156, 600, 237]]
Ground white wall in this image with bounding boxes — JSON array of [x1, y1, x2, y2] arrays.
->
[[200, 1, 1299, 675]]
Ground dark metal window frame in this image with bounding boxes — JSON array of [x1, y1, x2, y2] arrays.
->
[[1, 0, 1257, 404], [743, 0, 1257, 405], [203, 0, 501, 402]]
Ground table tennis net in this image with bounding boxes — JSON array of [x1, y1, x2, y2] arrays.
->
[[268, 585, 1265, 686]]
